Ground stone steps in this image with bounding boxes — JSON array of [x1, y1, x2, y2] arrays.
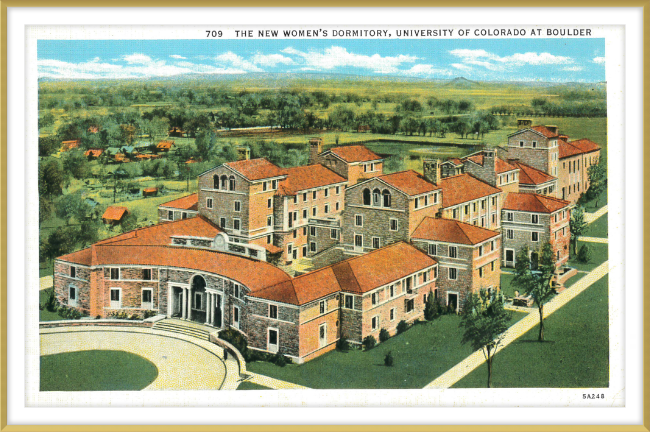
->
[[153, 319, 214, 341]]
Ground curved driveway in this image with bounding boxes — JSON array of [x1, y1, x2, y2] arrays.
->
[[40, 326, 239, 390]]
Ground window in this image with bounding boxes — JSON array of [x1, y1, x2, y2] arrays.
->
[[269, 304, 278, 319], [422, 271, 429, 283], [220, 175, 228, 190], [389, 219, 398, 231], [220, 217, 227, 228], [424, 196, 429, 206], [303, 192, 307, 202], [479, 267, 484, 278], [110, 288, 121, 309], [324, 188, 329, 197], [319, 324, 326, 347], [506, 212, 513, 221], [532, 141, 537, 148], [336, 202, 340, 211], [372, 189, 381, 206], [310, 226, 316, 236], [70, 266, 76, 278], [371, 316, 379, 330], [272, 180, 278, 189], [207, 198, 213, 209], [492, 196, 497, 206], [330, 229, 338, 240], [372, 293, 377, 305], [312, 207, 317, 217], [110, 268, 120, 280], [473, 203, 477, 212], [434, 193, 438, 204], [233, 306, 240, 328], [449, 268, 457, 280], [390, 308, 395, 321], [142, 269, 152, 280], [428, 243, 437, 255], [532, 214, 539, 224], [213, 175, 219, 189], [465, 205, 469, 215], [453, 209, 458, 219], [293, 230, 297, 239], [267, 198, 272, 209], [229, 176, 235, 191], [233, 218, 241, 230], [478, 245, 483, 256], [168, 210, 174, 221], [267, 235, 272, 244], [555, 213, 558, 223], [406, 299, 414, 313], [482, 200, 486, 210], [362, 189, 371, 206], [320, 301, 326, 314], [507, 229, 514, 239], [434, 267, 438, 279], [68, 286, 77, 307], [532, 232, 539, 242], [302, 209, 308, 219], [414, 198, 419, 209], [519, 140, 524, 147], [194, 292, 202, 310], [313, 191, 317, 200], [491, 240, 495, 251], [263, 182, 268, 191], [234, 284, 240, 298], [449, 246, 457, 258], [324, 204, 330, 214], [491, 261, 495, 271], [293, 196, 298, 204], [267, 216, 272, 227], [336, 186, 340, 195], [310, 242, 317, 252], [492, 214, 496, 224], [302, 245, 307, 257], [182, 212, 188, 220], [355, 215, 363, 227], [382, 190, 391, 207], [364, 164, 368, 173], [390, 285, 394, 297], [372, 237, 380, 249], [344, 295, 354, 309]]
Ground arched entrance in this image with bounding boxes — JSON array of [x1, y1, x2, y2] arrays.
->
[[190, 275, 207, 324]]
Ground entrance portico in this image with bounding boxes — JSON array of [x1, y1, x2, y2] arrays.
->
[[167, 277, 223, 328]]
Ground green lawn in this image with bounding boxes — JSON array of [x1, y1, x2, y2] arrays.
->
[[568, 240, 609, 272], [582, 187, 608, 212], [40, 350, 159, 391], [236, 381, 272, 390], [453, 276, 609, 388], [247, 312, 526, 389], [584, 213, 608, 238], [39, 288, 66, 321]]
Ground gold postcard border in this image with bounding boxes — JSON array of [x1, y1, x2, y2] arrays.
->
[[0, 2, 647, 431]]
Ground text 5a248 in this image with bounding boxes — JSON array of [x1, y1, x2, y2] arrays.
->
[[206, 30, 223, 38], [583, 394, 605, 399]]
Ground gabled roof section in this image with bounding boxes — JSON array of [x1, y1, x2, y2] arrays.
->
[[463, 153, 518, 174], [558, 138, 600, 160], [569, 138, 601, 154], [438, 174, 501, 208], [277, 164, 346, 196], [442, 158, 464, 167], [326, 145, 382, 163], [224, 158, 286, 181], [508, 160, 556, 185], [531, 125, 560, 138], [503, 192, 570, 213], [160, 194, 199, 211], [412, 217, 499, 245], [102, 206, 128, 221], [377, 170, 440, 196], [57, 247, 93, 266]]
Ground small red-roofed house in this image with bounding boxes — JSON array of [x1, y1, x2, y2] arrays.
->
[[60, 140, 80, 152], [309, 140, 384, 185], [102, 206, 128, 225], [158, 193, 199, 222], [501, 192, 571, 268]]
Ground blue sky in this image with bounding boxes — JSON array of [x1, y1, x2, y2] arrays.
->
[[38, 38, 606, 82]]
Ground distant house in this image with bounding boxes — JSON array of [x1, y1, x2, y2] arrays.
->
[[102, 206, 128, 225], [158, 193, 199, 222], [114, 153, 130, 163], [60, 140, 80, 152], [135, 154, 161, 160], [84, 148, 104, 160], [143, 187, 158, 197], [357, 125, 371, 133], [156, 140, 175, 152], [169, 127, 185, 137]]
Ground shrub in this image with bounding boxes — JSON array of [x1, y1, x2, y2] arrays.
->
[[219, 328, 250, 359], [424, 294, 439, 320], [362, 335, 376, 350], [143, 310, 157, 319], [384, 351, 394, 367], [379, 328, 390, 342], [129, 313, 141, 320], [396, 320, 409, 334], [578, 244, 592, 263], [336, 336, 350, 352], [45, 290, 58, 312], [272, 352, 290, 367]]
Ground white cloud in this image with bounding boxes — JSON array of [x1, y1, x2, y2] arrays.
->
[[281, 46, 418, 74], [119, 53, 154, 64], [170, 54, 187, 59], [593, 56, 606, 64], [400, 64, 453, 77], [451, 63, 473, 72], [215, 51, 263, 72], [449, 49, 573, 71], [563, 66, 584, 72], [251, 53, 294, 67]]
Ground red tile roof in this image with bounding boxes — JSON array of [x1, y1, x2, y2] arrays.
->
[[558, 140, 582, 159], [412, 217, 499, 245], [378, 170, 440, 196], [503, 192, 570, 213], [438, 174, 501, 208], [60, 140, 80, 151], [84, 148, 104, 158], [251, 242, 436, 305], [156, 140, 174, 150], [328, 145, 382, 163], [57, 247, 93, 266], [508, 160, 556, 185], [569, 138, 601, 154], [464, 153, 517, 174], [102, 206, 128, 221], [160, 194, 199, 211], [531, 125, 559, 138], [277, 164, 346, 195], [225, 158, 286, 181], [444, 158, 464, 166]]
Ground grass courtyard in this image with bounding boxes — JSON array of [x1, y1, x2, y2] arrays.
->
[[453, 276, 609, 388], [568, 240, 609, 273], [40, 350, 159, 391], [584, 213, 608, 239], [246, 312, 526, 389]]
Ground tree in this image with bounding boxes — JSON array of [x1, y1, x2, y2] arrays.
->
[[460, 289, 511, 388], [578, 244, 592, 263], [61, 150, 90, 180], [512, 244, 556, 342], [424, 291, 439, 320], [38, 159, 66, 197], [55, 193, 91, 224], [38, 136, 60, 157], [569, 206, 586, 256], [586, 162, 606, 207], [195, 130, 217, 161]]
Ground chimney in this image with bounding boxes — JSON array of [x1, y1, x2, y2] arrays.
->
[[545, 125, 559, 135], [423, 159, 441, 185], [483, 149, 496, 174], [308, 137, 323, 165], [517, 119, 532, 130], [236, 146, 250, 161], [558, 134, 569, 142]]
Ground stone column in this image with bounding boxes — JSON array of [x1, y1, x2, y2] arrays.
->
[[187, 287, 193, 321], [167, 285, 172, 317], [211, 293, 216, 326], [205, 293, 212, 325], [181, 288, 187, 319]]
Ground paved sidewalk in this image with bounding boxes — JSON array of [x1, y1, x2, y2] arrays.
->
[[424, 260, 609, 389], [245, 372, 310, 390], [584, 205, 608, 224], [578, 236, 608, 244], [39, 276, 53, 291]]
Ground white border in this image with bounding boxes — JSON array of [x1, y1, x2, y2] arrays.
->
[[8, 6, 641, 426]]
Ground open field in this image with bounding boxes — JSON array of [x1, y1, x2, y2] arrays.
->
[[453, 276, 609, 388], [40, 350, 158, 391], [246, 312, 526, 389]]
